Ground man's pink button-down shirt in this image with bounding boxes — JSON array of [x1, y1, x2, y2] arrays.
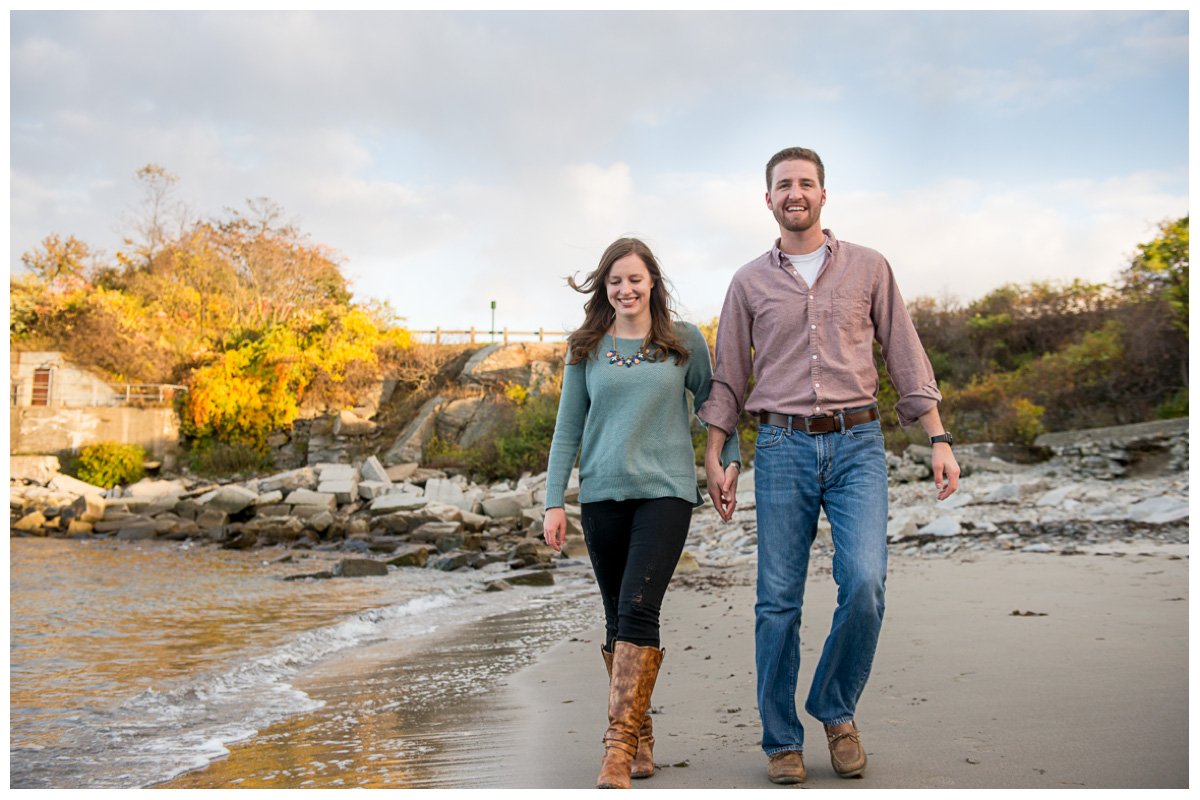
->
[[697, 230, 941, 436]]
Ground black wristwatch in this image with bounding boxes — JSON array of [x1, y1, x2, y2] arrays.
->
[[930, 433, 954, 446]]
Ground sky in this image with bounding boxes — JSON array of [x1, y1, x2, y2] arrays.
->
[[9, 9, 1189, 337]]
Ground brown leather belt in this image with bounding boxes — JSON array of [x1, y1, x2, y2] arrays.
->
[[758, 407, 880, 434]]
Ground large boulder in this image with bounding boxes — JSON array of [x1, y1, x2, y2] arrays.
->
[[458, 342, 564, 388], [10, 456, 60, 484], [205, 485, 259, 515], [482, 490, 533, 519], [48, 473, 106, 496], [384, 395, 447, 465], [360, 455, 391, 485], [333, 558, 389, 578]]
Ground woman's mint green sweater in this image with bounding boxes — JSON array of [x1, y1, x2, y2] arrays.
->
[[544, 320, 741, 510]]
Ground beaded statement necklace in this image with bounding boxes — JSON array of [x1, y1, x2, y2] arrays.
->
[[606, 332, 648, 368]]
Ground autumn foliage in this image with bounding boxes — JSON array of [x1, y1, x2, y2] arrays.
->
[[13, 165, 414, 450]]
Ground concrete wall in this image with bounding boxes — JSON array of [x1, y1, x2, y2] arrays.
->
[[10, 406, 180, 460], [10, 351, 122, 407]]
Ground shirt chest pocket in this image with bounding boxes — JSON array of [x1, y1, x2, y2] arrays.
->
[[833, 291, 871, 335]]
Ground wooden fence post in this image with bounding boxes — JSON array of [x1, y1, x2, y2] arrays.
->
[[436, 327, 442, 345], [503, 327, 509, 344], [470, 326, 476, 344]]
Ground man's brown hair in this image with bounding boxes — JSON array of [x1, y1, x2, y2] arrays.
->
[[765, 147, 825, 189]]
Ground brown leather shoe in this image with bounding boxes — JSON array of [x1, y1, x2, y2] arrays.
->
[[597, 642, 663, 789], [602, 645, 658, 779], [825, 721, 867, 778], [767, 750, 806, 784]]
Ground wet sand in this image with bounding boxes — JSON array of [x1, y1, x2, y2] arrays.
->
[[155, 541, 1188, 790], [503, 543, 1189, 790]]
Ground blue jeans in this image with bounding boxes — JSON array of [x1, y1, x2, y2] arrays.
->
[[753, 410, 889, 754]]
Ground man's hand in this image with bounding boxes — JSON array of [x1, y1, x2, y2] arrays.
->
[[932, 442, 960, 501], [706, 453, 739, 521]]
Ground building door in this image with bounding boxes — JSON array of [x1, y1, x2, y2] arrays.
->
[[31, 368, 52, 406]]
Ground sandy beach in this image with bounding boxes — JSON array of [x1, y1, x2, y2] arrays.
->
[[501, 542, 1189, 790]]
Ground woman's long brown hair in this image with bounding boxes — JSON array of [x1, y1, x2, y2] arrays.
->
[[565, 237, 689, 366]]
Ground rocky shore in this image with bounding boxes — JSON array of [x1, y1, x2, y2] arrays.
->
[[10, 433, 1189, 586]]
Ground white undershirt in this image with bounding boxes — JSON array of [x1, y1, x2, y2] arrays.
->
[[783, 240, 828, 288]]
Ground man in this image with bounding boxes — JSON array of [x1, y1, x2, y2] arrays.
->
[[698, 147, 959, 785]]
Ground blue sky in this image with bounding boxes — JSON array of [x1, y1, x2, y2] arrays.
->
[[10, 10, 1189, 334]]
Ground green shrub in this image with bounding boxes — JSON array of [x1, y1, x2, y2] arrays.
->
[[1155, 388, 1189, 419], [76, 441, 146, 488]]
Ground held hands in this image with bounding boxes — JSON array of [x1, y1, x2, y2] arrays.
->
[[543, 507, 567, 552], [932, 442, 960, 501], [705, 453, 740, 522]]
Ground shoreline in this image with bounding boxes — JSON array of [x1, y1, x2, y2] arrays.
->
[[499, 542, 1188, 790]]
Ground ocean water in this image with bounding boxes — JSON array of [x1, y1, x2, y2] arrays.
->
[[9, 537, 599, 789]]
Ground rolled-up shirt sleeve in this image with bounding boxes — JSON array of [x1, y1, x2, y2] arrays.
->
[[873, 261, 942, 427], [697, 278, 753, 438]]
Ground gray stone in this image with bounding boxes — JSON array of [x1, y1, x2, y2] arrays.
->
[[437, 532, 465, 553], [48, 473, 107, 496], [936, 492, 974, 510], [982, 484, 1022, 503], [887, 516, 920, 543], [369, 491, 428, 514], [410, 521, 464, 543], [254, 490, 284, 506], [384, 395, 447, 464], [318, 479, 359, 504], [257, 468, 318, 493], [61, 493, 106, 525], [482, 490, 533, 518], [1036, 485, 1081, 507], [291, 504, 335, 520], [333, 558, 389, 577], [316, 463, 358, 482], [485, 579, 513, 592], [116, 524, 158, 540], [285, 489, 337, 511], [918, 517, 961, 538], [430, 551, 474, 571], [360, 455, 391, 484], [357, 480, 393, 500], [255, 504, 292, 517], [206, 485, 259, 514], [1021, 543, 1054, 553], [196, 508, 230, 528], [1127, 495, 1188, 521], [223, 529, 259, 549], [460, 510, 489, 532], [423, 477, 469, 508]]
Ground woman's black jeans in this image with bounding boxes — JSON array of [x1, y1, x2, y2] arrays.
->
[[580, 496, 693, 650]]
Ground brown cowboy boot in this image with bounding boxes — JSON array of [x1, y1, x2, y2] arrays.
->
[[597, 641, 663, 789], [601, 645, 658, 779]]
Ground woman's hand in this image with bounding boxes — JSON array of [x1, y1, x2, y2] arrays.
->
[[543, 507, 567, 552]]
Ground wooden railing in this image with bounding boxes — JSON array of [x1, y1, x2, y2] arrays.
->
[[113, 384, 188, 405], [411, 328, 569, 345]]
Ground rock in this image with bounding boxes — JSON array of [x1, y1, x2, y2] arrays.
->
[[1021, 543, 1054, 553], [887, 515, 919, 543], [482, 490, 533, 518], [387, 544, 432, 567], [485, 579, 513, 592], [385, 463, 419, 482], [982, 484, 1022, 503], [48, 473, 107, 496], [360, 455, 391, 484], [430, 551, 474, 571], [257, 468, 318, 493], [384, 395, 447, 464], [283, 570, 333, 581], [357, 480, 393, 500], [333, 409, 376, 436], [458, 342, 564, 388], [255, 504, 292, 518], [116, 524, 158, 540], [369, 491, 428, 515], [126, 478, 187, 498], [317, 479, 359, 504], [460, 510, 489, 532], [308, 511, 334, 532], [333, 558, 389, 578], [61, 493, 106, 525], [918, 517, 961, 538], [937, 492, 974, 510], [285, 489, 338, 511], [410, 521, 464, 544], [1036, 485, 1082, 507], [506, 570, 556, 587], [205, 485, 259, 515], [14, 510, 47, 531], [254, 490, 284, 506], [223, 529, 260, 549], [316, 463, 358, 482], [66, 520, 94, 536], [10, 455, 60, 484], [195, 508, 230, 528], [1127, 495, 1188, 521], [673, 550, 701, 576]]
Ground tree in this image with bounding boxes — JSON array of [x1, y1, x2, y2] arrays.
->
[[1123, 216, 1189, 335], [20, 233, 92, 284], [118, 163, 190, 267]]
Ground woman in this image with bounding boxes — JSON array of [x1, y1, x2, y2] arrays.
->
[[543, 237, 741, 789]]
